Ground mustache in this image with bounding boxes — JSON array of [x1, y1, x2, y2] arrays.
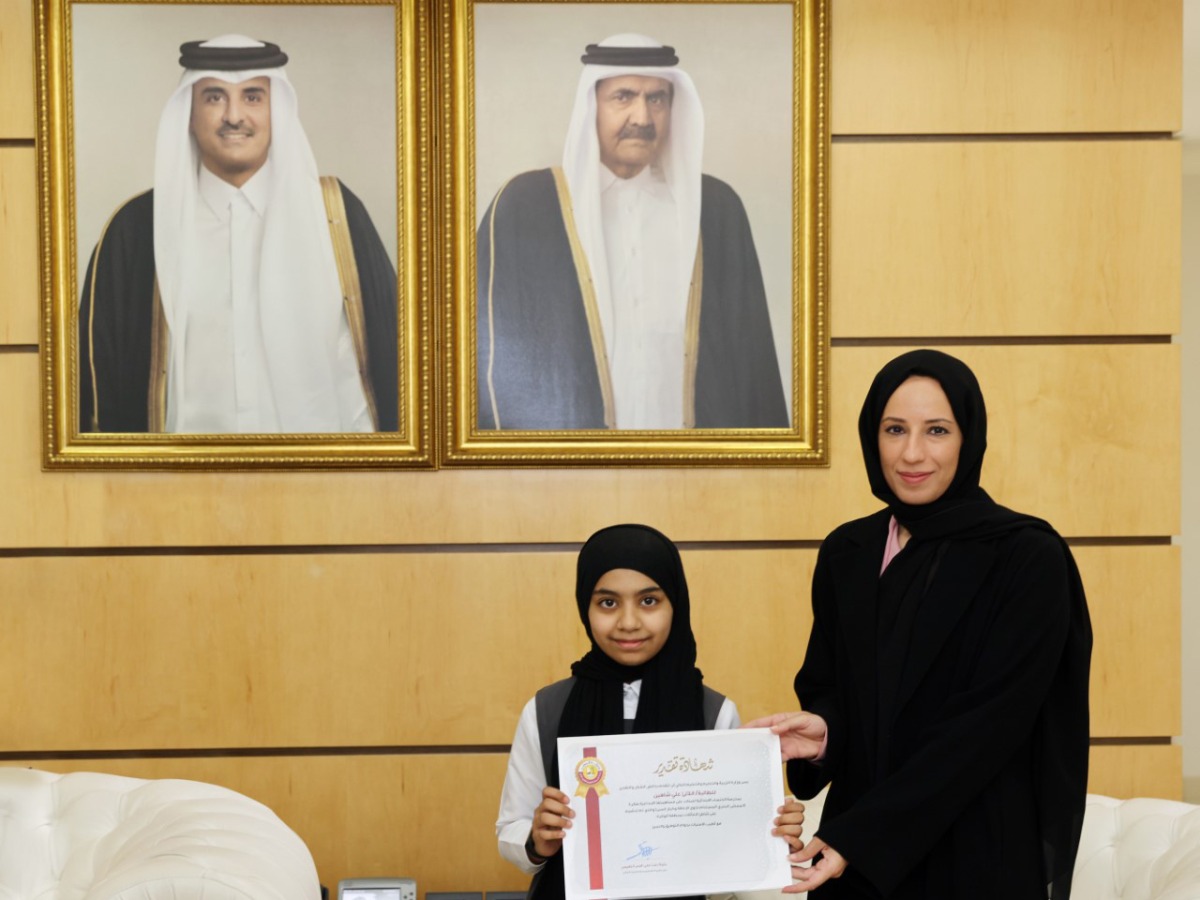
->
[[217, 125, 255, 137], [618, 123, 657, 141]]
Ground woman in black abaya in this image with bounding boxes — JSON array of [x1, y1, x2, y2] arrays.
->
[[748, 350, 1092, 899]]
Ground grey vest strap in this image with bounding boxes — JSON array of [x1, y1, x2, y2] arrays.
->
[[533, 676, 726, 783]]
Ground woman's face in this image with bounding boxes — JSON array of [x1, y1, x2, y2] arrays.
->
[[878, 375, 963, 505], [587, 568, 674, 666]]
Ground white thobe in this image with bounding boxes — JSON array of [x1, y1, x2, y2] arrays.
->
[[174, 163, 371, 433], [599, 165, 688, 430]]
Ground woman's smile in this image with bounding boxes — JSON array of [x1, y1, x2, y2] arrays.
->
[[878, 376, 963, 505]]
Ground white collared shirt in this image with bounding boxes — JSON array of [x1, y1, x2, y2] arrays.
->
[[599, 165, 687, 430]]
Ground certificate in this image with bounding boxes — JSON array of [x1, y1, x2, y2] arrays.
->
[[557, 728, 792, 900]]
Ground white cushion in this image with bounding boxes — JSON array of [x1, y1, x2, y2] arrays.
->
[[1072, 794, 1200, 900], [0, 767, 321, 900]]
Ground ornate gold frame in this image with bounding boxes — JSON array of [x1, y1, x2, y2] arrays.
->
[[37, 0, 433, 469], [442, 0, 828, 466]]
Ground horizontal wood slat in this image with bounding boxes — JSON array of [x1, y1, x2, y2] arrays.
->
[[0, 148, 39, 345], [831, 0, 1181, 135], [0, 345, 1178, 546], [1087, 744, 1183, 801], [1076, 546, 1181, 737], [0, 550, 807, 750], [0, 0, 34, 138], [832, 140, 1181, 337], [0, 545, 1176, 750]]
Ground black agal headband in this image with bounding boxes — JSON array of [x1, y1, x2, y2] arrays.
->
[[580, 44, 678, 67], [179, 40, 288, 71]]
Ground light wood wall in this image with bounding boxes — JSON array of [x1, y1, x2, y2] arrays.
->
[[0, 0, 1182, 894]]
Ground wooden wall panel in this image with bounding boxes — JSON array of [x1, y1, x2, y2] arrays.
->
[[7, 744, 1181, 895], [832, 0, 1181, 135], [1076, 546, 1181, 737], [832, 140, 1181, 337], [0, 148, 39, 344], [0, 545, 1175, 751], [933, 345, 1179, 538], [0, 0, 34, 138], [0, 3, 1186, 885], [0, 549, 810, 751], [0, 344, 1180, 549], [674, 548, 815, 720], [1088, 745, 1183, 800]]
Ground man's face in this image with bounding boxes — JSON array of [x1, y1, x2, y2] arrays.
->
[[189, 76, 272, 187], [594, 75, 673, 179]]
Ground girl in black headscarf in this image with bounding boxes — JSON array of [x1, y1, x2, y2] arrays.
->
[[496, 523, 805, 900], [748, 350, 1092, 899]]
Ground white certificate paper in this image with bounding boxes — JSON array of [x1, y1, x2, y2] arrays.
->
[[557, 728, 791, 900]]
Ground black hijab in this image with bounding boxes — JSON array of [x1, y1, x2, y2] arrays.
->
[[532, 525, 707, 900], [857, 349, 1092, 899], [859, 349, 1027, 541], [558, 523, 706, 744]]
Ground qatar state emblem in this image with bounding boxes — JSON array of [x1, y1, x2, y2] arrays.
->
[[574, 753, 609, 797]]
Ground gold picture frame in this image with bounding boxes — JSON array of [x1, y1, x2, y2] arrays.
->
[[442, 0, 828, 466], [37, 0, 433, 468]]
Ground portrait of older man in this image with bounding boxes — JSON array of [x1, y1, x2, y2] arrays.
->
[[79, 34, 398, 434], [476, 33, 787, 431]]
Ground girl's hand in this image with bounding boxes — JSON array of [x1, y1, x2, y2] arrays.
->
[[772, 797, 806, 852], [529, 786, 575, 861], [784, 836, 847, 893], [742, 712, 828, 761]]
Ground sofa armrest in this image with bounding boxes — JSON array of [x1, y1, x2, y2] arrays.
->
[[0, 769, 320, 900], [68, 780, 320, 900]]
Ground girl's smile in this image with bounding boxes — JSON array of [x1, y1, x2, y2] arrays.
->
[[587, 568, 674, 666]]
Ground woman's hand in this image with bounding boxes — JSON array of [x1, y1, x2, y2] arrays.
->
[[785, 837, 847, 893], [772, 797, 806, 852], [742, 712, 829, 761], [529, 786, 574, 861]]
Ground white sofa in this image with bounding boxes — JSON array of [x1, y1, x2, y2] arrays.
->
[[795, 788, 1200, 899], [0, 767, 321, 900], [1073, 794, 1200, 900]]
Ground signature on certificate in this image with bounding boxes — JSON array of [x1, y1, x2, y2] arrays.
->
[[626, 841, 658, 860]]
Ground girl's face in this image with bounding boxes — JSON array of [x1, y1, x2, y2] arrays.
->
[[587, 568, 674, 666], [878, 375, 963, 505]]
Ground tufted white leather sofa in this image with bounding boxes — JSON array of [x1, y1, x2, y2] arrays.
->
[[1072, 794, 1200, 900], [782, 788, 1200, 899], [0, 767, 322, 900]]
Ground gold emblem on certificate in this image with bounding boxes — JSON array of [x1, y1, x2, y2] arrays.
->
[[575, 753, 609, 797]]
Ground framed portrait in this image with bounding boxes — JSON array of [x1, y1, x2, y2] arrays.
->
[[442, 0, 828, 466], [37, 0, 433, 468]]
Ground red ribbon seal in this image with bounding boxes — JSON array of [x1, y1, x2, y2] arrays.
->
[[575, 747, 607, 890]]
